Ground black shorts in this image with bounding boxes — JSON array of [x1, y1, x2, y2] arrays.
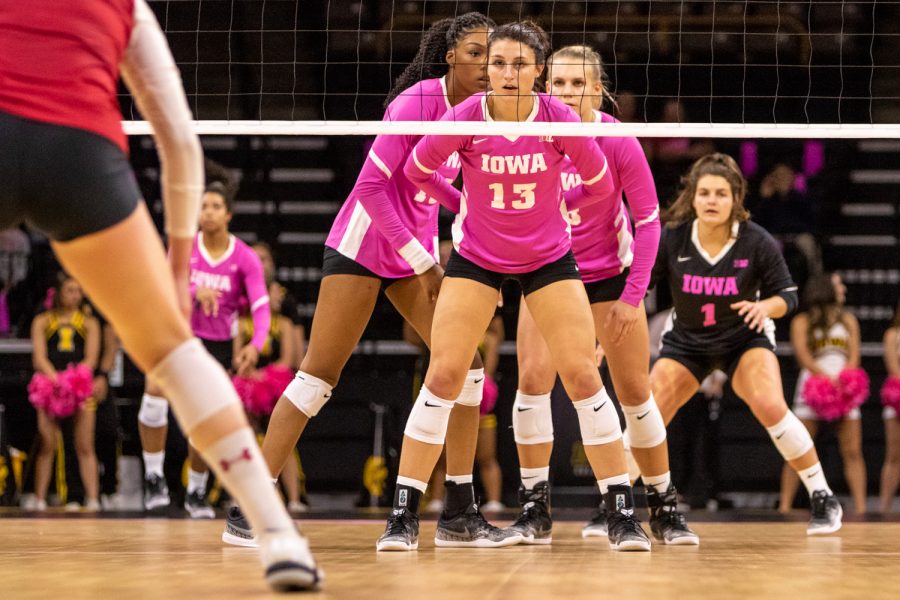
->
[[0, 111, 141, 241], [445, 249, 581, 296], [584, 268, 630, 304], [321, 246, 403, 290], [658, 327, 775, 383], [200, 338, 234, 371]]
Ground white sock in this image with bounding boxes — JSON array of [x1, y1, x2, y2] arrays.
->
[[643, 472, 672, 494], [187, 469, 209, 494], [446, 474, 473, 485], [520, 466, 549, 490], [143, 451, 164, 478], [798, 463, 832, 496], [396, 475, 428, 493], [202, 428, 294, 536], [597, 473, 630, 496]]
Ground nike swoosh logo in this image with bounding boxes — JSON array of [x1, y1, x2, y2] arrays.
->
[[516, 407, 533, 412], [636, 411, 651, 420], [593, 401, 608, 412], [776, 431, 786, 439], [474, 378, 484, 384], [677, 256, 692, 262], [522, 475, 538, 479], [473, 138, 488, 144], [806, 470, 820, 479], [424, 401, 441, 408]]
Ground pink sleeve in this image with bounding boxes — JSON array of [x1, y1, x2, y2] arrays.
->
[[242, 248, 271, 352], [403, 133, 465, 214], [556, 112, 615, 210], [616, 136, 661, 307]]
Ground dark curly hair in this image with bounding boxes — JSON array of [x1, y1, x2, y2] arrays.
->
[[384, 12, 494, 107]]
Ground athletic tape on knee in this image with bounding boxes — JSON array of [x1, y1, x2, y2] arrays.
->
[[138, 393, 169, 428], [767, 411, 815, 461], [147, 338, 240, 434], [404, 386, 454, 445], [513, 391, 554, 445], [622, 394, 667, 449], [574, 388, 622, 446], [455, 369, 485, 407], [283, 370, 333, 418]]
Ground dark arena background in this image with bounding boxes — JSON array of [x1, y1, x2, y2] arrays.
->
[[1, 1, 899, 598]]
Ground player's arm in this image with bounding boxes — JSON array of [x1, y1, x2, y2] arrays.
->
[[557, 110, 615, 210], [790, 313, 823, 375], [120, 0, 203, 315], [885, 327, 900, 377], [404, 133, 465, 215], [244, 252, 271, 355], [82, 316, 102, 371], [30, 314, 56, 378], [275, 316, 296, 369], [731, 229, 798, 331], [844, 311, 862, 369]]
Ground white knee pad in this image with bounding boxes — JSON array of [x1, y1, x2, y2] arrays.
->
[[622, 394, 667, 449], [138, 393, 169, 428], [574, 388, 623, 446], [767, 411, 814, 461], [283, 371, 333, 418], [147, 338, 240, 433], [404, 386, 454, 445], [513, 391, 554, 445], [455, 369, 485, 407]]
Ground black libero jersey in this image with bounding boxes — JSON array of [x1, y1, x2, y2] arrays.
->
[[651, 219, 797, 351]]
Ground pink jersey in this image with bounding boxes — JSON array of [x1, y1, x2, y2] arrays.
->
[[405, 92, 614, 273], [325, 77, 460, 278], [561, 111, 661, 307], [189, 234, 270, 350]]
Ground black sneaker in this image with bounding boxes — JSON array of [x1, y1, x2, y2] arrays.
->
[[143, 474, 170, 511], [647, 484, 699, 545], [509, 482, 552, 545], [222, 505, 258, 547], [581, 500, 608, 538], [376, 508, 419, 551], [434, 502, 522, 548], [605, 485, 651, 551], [807, 490, 843, 535], [184, 489, 215, 519]]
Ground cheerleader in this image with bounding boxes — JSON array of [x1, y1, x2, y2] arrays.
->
[[779, 273, 866, 514], [0, 0, 318, 588], [647, 153, 842, 535], [879, 300, 900, 513], [29, 274, 100, 510]]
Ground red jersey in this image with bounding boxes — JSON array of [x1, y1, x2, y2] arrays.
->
[[0, 1, 135, 153]]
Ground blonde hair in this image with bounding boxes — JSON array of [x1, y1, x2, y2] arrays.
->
[[547, 45, 615, 109], [662, 153, 750, 228]]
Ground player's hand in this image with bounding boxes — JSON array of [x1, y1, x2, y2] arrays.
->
[[417, 263, 444, 304], [604, 300, 640, 345], [730, 300, 769, 333], [196, 287, 222, 318], [233, 345, 259, 376]]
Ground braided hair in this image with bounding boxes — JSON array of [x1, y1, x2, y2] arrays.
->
[[384, 12, 494, 107]]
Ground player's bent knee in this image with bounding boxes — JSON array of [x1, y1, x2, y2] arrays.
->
[[622, 394, 667, 448], [404, 386, 453, 444], [455, 369, 485, 407], [283, 371, 334, 418], [138, 393, 169, 428], [513, 391, 554, 445], [766, 411, 814, 461], [574, 388, 622, 445]]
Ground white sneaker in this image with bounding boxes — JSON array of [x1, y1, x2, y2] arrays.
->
[[84, 499, 101, 512], [260, 532, 323, 592], [287, 500, 309, 513], [424, 499, 444, 513], [481, 500, 505, 513]]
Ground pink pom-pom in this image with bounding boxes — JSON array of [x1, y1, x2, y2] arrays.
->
[[58, 364, 94, 401], [881, 376, 900, 412], [802, 375, 844, 421], [233, 374, 263, 414], [250, 365, 294, 416], [480, 375, 498, 416], [837, 368, 869, 410], [27, 373, 56, 411]]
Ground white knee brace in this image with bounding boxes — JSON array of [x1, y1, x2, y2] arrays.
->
[[574, 388, 623, 446], [767, 411, 814, 461], [404, 386, 454, 445], [283, 371, 333, 418], [455, 369, 485, 407], [138, 393, 169, 428], [622, 394, 667, 449], [147, 338, 240, 434], [512, 391, 554, 445]]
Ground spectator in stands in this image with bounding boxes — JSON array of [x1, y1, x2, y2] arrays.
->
[[779, 273, 866, 515], [879, 299, 900, 514], [0, 226, 31, 336], [645, 99, 715, 202], [30, 273, 101, 510], [751, 163, 822, 281]]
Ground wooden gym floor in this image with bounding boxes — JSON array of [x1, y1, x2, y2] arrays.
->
[[1, 518, 899, 599]]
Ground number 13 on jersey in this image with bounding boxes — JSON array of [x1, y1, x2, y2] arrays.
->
[[489, 182, 536, 210]]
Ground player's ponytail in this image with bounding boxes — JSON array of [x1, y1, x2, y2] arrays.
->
[[662, 153, 750, 228]]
